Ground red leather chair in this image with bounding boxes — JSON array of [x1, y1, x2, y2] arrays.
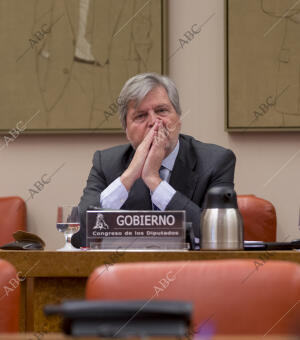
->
[[0, 260, 20, 332], [237, 195, 276, 242], [0, 197, 26, 246], [86, 260, 300, 335]]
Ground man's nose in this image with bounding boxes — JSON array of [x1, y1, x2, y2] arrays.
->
[[148, 110, 158, 127]]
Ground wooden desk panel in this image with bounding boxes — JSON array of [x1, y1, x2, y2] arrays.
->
[[0, 250, 299, 332], [0, 334, 298, 340]]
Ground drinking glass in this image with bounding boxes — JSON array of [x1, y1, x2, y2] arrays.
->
[[56, 206, 80, 251]]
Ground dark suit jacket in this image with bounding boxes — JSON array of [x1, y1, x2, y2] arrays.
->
[[72, 134, 236, 248]]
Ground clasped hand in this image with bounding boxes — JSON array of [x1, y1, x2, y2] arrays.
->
[[121, 120, 169, 192]]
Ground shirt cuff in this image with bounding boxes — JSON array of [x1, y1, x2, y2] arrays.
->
[[151, 180, 176, 211], [100, 177, 128, 209]]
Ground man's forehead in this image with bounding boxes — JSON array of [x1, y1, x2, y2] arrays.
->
[[131, 101, 170, 111], [128, 89, 171, 112]]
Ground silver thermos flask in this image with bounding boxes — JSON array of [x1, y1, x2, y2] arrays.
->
[[200, 186, 244, 250]]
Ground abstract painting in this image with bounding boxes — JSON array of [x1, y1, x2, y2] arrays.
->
[[227, 0, 300, 131], [0, 0, 166, 133]]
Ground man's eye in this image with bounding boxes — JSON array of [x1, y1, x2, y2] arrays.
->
[[135, 113, 147, 120], [157, 109, 167, 114]]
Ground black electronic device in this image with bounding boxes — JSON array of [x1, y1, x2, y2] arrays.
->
[[244, 239, 300, 250], [44, 300, 192, 338]]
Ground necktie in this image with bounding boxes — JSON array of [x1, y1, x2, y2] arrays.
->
[[152, 166, 169, 211], [159, 166, 169, 182]]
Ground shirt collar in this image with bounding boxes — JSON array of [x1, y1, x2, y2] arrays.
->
[[162, 140, 179, 171]]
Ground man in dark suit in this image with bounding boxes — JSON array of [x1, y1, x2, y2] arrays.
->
[[72, 73, 236, 248]]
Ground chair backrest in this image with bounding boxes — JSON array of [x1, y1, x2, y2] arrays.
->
[[237, 195, 276, 242], [0, 259, 20, 332], [86, 260, 300, 335], [0, 196, 26, 246]]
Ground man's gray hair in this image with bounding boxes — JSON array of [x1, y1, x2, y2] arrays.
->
[[118, 73, 182, 129]]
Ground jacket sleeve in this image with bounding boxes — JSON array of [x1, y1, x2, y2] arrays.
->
[[79, 151, 108, 209], [72, 151, 107, 248]]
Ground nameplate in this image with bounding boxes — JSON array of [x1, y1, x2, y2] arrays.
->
[[86, 210, 186, 250]]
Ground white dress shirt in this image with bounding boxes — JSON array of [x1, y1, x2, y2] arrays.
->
[[100, 141, 179, 210]]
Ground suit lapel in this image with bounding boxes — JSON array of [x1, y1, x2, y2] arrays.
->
[[115, 147, 135, 179], [169, 135, 199, 199]]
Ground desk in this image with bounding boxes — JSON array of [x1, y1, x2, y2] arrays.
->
[[0, 250, 299, 332], [0, 334, 298, 340]]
